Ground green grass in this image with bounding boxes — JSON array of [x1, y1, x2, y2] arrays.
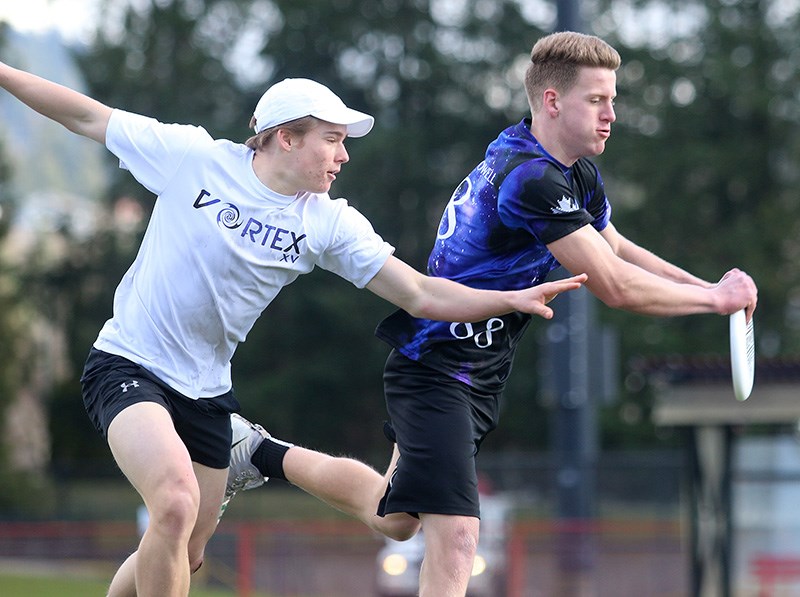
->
[[0, 572, 273, 597], [0, 573, 111, 597]]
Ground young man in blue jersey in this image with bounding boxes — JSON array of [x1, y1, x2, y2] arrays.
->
[[0, 60, 588, 596], [227, 31, 757, 596]]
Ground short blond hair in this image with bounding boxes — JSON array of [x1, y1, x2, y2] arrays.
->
[[524, 32, 621, 112], [245, 115, 319, 150]]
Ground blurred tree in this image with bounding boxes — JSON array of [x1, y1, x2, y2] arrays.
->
[[22, 0, 800, 474], [0, 46, 17, 503], [41, 225, 142, 478], [78, 0, 253, 200], [0, 23, 14, 408], [0, 23, 60, 514], [588, 0, 800, 441]]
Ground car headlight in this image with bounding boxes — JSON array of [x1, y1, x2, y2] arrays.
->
[[471, 554, 487, 577], [382, 553, 409, 576]]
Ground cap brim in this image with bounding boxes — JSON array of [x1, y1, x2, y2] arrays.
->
[[312, 107, 374, 138]]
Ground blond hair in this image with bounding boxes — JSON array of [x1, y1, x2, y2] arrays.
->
[[245, 115, 319, 150], [524, 32, 621, 112]]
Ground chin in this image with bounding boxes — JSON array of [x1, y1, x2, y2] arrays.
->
[[591, 142, 607, 156], [306, 182, 330, 194]]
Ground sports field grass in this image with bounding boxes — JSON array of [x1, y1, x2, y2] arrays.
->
[[0, 572, 273, 596]]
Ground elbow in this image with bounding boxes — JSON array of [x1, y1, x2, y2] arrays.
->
[[603, 297, 638, 311], [594, 284, 634, 311], [599, 289, 656, 313], [588, 271, 645, 311], [600, 293, 628, 310], [403, 295, 452, 321], [404, 301, 432, 320]]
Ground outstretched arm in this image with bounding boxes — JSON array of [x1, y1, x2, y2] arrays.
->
[[0, 62, 112, 144], [365, 255, 587, 322], [549, 224, 757, 318], [601, 223, 712, 287]]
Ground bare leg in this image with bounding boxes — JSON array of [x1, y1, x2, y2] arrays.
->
[[283, 443, 420, 541], [106, 553, 136, 597], [106, 403, 202, 597], [418, 513, 479, 597], [105, 463, 226, 597], [187, 462, 228, 568]]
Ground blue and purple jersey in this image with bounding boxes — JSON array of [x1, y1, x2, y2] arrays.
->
[[376, 119, 611, 392]]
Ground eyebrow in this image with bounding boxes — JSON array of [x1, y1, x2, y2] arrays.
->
[[587, 91, 616, 100]]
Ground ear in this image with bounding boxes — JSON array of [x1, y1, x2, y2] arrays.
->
[[275, 128, 294, 152], [542, 88, 560, 117]]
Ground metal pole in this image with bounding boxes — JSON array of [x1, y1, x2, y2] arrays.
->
[[548, 4, 595, 594], [547, 284, 597, 596]]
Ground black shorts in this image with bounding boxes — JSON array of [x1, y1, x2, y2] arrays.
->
[[80, 348, 240, 469], [378, 350, 501, 519]]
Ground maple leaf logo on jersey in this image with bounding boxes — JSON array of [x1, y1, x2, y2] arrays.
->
[[551, 195, 580, 214]]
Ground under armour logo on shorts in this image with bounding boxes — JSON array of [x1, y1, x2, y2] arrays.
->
[[120, 380, 140, 393]]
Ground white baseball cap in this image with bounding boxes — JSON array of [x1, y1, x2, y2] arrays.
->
[[252, 78, 374, 138]]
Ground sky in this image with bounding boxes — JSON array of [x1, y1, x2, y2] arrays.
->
[[0, 0, 101, 43], [0, 0, 268, 87]]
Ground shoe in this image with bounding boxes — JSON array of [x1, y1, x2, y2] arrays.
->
[[218, 413, 270, 521]]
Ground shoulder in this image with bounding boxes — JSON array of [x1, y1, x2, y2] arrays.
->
[[572, 157, 602, 181], [501, 155, 565, 193], [308, 196, 377, 235], [109, 109, 215, 148], [301, 193, 363, 217]]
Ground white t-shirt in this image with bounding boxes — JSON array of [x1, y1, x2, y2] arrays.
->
[[94, 109, 394, 399]]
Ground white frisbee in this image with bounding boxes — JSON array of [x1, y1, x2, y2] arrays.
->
[[729, 310, 755, 401]]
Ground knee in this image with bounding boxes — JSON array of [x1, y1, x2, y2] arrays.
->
[[382, 516, 422, 542], [447, 521, 478, 558], [453, 523, 479, 560], [426, 517, 479, 564], [149, 482, 201, 537]]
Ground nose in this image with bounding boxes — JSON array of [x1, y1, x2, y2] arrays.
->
[[604, 101, 616, 123], [337, 144, 350, 164]]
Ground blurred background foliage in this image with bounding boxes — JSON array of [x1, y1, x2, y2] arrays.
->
[[0, 0, 798, 499]]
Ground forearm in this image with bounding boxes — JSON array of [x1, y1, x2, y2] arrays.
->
[[578, 251, 753, 317], [557, 225, 751, 316], [367, 256, 582, 322], [616, 236, 712, 288], [407, 276, 518, 322], [0, 62, 111, 143], [589, 260, 726, 316]]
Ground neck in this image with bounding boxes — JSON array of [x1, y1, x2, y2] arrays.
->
[[251, 149, 297, 195], [529, 120, 575, 167]]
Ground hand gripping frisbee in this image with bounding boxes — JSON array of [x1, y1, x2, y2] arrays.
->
[[729, 310, 755, 401]]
